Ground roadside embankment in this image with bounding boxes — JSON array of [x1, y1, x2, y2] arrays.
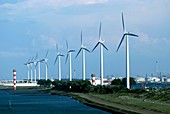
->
[[45, 89, 167, 114]]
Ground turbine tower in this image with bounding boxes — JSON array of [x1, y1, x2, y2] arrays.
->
[[35, 53, 41, 80], [65, 40, 75, 81], [54, 43, 64, 81], [75, 31, 90, 80], [24, 58, 30, 81], [40, 50, 49, 80], [29, 57, 34, 82], [33, 53, 38, 82], [37, 59, 41, 80], [92, 22, 108, 85], [116, 12, 139, 89]]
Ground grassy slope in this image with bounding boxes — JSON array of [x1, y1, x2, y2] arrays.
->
[[46, 89, 170, 114], [87, 93, 170, 114]]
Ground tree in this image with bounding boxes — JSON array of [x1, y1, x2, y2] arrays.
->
[[37, 79, 52, 88], [37, 79, 46, 87], [111, 79, 123, 85], [122, 77, 136, 88]]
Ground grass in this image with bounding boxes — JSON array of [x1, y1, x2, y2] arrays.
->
[[89, 92, 170, 113]]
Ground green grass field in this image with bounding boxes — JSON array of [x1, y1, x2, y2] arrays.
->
[[89, 91, 170, 114]]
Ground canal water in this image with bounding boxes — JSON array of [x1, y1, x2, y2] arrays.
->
[[0, 89, 110, 114]]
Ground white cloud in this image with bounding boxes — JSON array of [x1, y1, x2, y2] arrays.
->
[[0, 0, 109, 9], [138, 32, 170, 46], [40, 34, 57, 48], [0, 51, 26, 57]]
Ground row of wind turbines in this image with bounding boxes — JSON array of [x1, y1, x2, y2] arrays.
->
[[24, 51, 49, 82], [24, 13, 138, 89]]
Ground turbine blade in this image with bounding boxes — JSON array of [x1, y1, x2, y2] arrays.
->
[[60, 54, 64, 57], [46, 63, 48, 68], [45, 50, 49, 58], [66, 40, 68, 51], [31, 57, 34, 61], [122, 12, 125, 32], [28, 58, 31, 62], [101, 43, 108, 51], [65, 53, 69, 64], [126, 33, 139, 37], [35, 61, 38, 67], [75, 48, 82, 58], [35, 53, 38, 60], [54, 56, 58, 65], [99, 22, 102, 40], [56, 43, 58, 52], [92, 42, 100, 52], [69, 50, 75, 53], [81, 31, 83, 46], [84, 48, 90, 53], [116, 34, 126, 52], [39, 59, 45, 63]]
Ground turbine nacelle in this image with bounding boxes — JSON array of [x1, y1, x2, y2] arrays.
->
[[54, 54, 64, 65]]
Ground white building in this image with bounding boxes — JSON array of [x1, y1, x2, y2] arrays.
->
[[90, 78, 111, 86], [147, 76, 160, 82], [134, 76, 145, 83], [166, 77, 170, 82]]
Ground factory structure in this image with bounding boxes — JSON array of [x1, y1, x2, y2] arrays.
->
[[90, 73, 170, 86]]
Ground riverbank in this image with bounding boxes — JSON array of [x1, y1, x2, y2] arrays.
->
[[44, 89, 169, 114], [1, 86, 169, 114]]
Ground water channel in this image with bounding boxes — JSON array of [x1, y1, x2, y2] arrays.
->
[[0, 89, 110, 114]]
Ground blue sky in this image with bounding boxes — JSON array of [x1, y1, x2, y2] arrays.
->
[[0, 0, 170, 80]]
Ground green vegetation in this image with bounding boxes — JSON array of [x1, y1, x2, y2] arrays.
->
[[89, 90, 170, 113], [37, 79, 170, 103], [37, 79, 52, 88], [36, 79, 170, 113], [111, 77, 136, 88]]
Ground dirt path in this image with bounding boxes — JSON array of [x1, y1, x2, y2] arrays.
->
[[71, 93, 165, 114]]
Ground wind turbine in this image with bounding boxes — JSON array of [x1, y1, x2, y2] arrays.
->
[[29, 57, 34, 82], [37, 59, 41, 80], [34, 53, 41, 80], [24, 58, 30, 81], [40, 51, 49, 80], [116, 12, 139, 89], [65, 40, 75, 81], [75, 31, 90, 80], [33, 53, 38, 82], [92, 22, 108, 85], [54, 43, 64, 81]]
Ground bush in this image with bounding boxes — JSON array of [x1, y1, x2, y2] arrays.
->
[[51, 80, 92, 93]]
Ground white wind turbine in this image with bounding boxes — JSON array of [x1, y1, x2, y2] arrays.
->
[[92, 22, 108, 85], [54, 43, 64, 81], [40, 51, 49, 81], [33, 54, 38, 82], [34, 53, 41, 80], [116, 12, 138, 89], [75, 31, 90, 80], [29, 57, 34, 82], [24, 58, 30, 81], [65, 40, 75, 81], [37, 59, 41, 80]]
